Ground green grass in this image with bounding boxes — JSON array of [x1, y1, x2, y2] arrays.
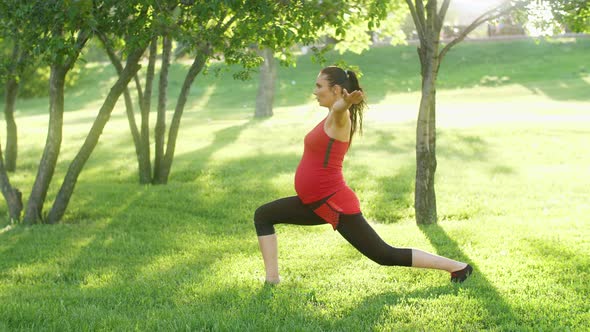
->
[[1, 37, 589, 331]]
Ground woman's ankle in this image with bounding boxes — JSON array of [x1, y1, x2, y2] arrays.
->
[[265, 276, 281, 284], [450, 262, 468, 273]]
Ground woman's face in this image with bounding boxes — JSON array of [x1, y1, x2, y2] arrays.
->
[[313, 74, 339, 108]]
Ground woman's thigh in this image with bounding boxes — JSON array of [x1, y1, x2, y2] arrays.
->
[[255, 196, 326, 226]]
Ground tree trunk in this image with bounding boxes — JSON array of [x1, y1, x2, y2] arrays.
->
[[3, 77, 18, 172], [255, 48, 276, 118], [3, 41, 22, 172], [22, 29, 89, 224], [135, 37, 158, 184], [97, 33, 150, 184], [414, 76, 438, 224], [154, 49, 209, 184], [414, 30, 440, 225], [23, 65, 67, 224], [0, 143, 22, 221], [46, 48, 145, 224], [152, 35, 172, 184]]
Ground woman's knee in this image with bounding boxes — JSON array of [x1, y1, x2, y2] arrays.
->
[[369, 247, 412, 267], [254, 203, 272, 224], [254, 204, 275, 236]]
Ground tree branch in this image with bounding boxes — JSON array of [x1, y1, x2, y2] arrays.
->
[[406, 0, 426, 44], [416, 0, 428, 33], [426, 0, 438, 33], [438, 0, 451, 31], [64, 28, 91, 71], [439, 0, 528, 61]]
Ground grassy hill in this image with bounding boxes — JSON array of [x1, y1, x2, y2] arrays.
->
[[0, 37, 589, 331]]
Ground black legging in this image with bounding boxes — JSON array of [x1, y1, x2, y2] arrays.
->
[[254, 196, 412, 267]]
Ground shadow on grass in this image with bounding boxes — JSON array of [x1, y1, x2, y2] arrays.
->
[[182, 283, 456, 330], [171, 119, 256, 182], [521, 76, 590, 102], [0, 148, 303, 330], [358, 129, 515, 223], [0, 119, 257, 270], [369, 128, 415, 155], [369, 165, 415, 224], [438, 130, 490, 162], [325, 285, 468, 330], [525, 237, 589, 294], [0, 187, 259, 329], [418, 223, 519, 328]]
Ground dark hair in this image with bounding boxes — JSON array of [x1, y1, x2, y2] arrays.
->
[[320, 66, 367, 143]]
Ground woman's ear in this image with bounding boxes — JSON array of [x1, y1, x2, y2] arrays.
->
[[332, 85, 342, 95]]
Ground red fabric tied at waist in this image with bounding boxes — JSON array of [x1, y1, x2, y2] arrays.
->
[[310, 187, 360, 230], [313, 201, 343, 230]]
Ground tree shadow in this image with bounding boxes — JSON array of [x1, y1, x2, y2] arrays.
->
[[368, 165, 415, 224], [520, 76, 590, 101], [367, 128, 415, 155], [0, 144, 303, 330], [523, 237, 589, 295], [438, 130, 517, 179], [167, 278, 458, 330], [328, 284, 471, 330], [0, 118, 257, 270], [170, 119, 260, 182], [438, 130, 490, 161], [418, 223, 520, 328], [0, 185, 260, 329]]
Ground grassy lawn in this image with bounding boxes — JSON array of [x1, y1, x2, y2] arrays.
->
[[0, 37, 589, 330]]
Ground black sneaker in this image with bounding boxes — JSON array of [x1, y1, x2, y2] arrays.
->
[[451, 264, 473, 283]]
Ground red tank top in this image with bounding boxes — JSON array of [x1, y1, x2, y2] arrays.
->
[[294, 118, 361, 227]]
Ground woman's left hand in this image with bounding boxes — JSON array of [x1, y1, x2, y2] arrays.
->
[[333, 89, 364, 113], [343, 88, 364, 105]]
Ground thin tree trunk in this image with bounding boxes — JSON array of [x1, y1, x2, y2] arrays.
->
[[415, 71, 438, 224], [409, 0, 443, 225], [47, 48, 145, 224], [23, 65, 67, 224], [255, 48, 276, 118], [154, 49, 209, 184], [153, 35, 172, 184], [4, 77, 18, 172], [0, 143, 22, 221], [136, 37, 158, 184], [97, 33, 150, 184]]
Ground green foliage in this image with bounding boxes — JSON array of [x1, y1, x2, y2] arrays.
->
[[322, 0, 408, 54], [17, 64, 82, 98], [551, 0, 590, 32], [175, 0, 353, 78], [518, 0, 590, 35], [0, 1, 38, 83]]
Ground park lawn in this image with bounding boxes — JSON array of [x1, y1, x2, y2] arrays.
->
[[0, 38, 589, 330]]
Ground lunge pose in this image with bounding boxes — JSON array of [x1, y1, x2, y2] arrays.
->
[[254, 66, 473, 284]]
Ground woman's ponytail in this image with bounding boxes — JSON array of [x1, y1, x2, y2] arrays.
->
[[345, 69, 366, 142], [320, 66, 368, 144]]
